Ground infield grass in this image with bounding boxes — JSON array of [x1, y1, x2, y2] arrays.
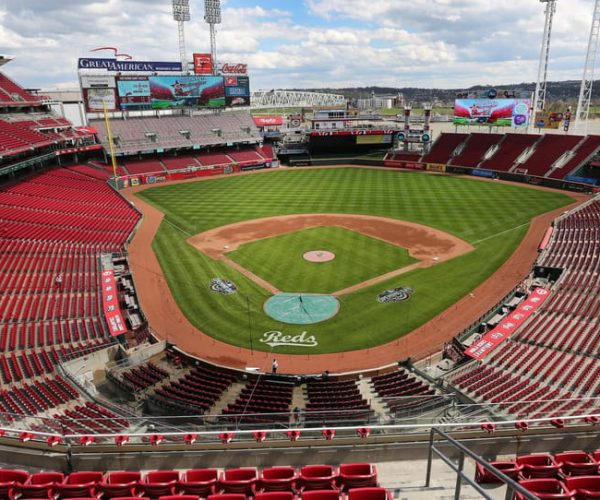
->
[[227, 226, 417, 294], [139, 167, 574, 354]]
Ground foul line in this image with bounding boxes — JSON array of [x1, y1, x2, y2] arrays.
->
[[471, 222, 529, 245], [164, 218, 192, 237]]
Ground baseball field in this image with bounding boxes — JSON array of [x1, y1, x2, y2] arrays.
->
[[135, 167, 573, 354]]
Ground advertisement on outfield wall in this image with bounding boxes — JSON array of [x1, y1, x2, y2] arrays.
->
[[454, 98, 531, 127], [84, 88, 117, 112], [116, 76, 151, 110], [148, 75, 225, 108]]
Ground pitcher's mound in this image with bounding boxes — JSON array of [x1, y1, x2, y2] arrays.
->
[[304, 250, 335, 262]]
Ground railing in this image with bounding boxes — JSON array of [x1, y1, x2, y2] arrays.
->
[[425, 427, 537, 500]]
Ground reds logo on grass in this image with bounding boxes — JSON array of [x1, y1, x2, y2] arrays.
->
[[209, 278, 237, 295], [260, 331, 318, 348]]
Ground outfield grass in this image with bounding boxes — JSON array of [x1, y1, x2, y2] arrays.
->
[[139, 167, 574, 354], [227, 226, 417, 294]]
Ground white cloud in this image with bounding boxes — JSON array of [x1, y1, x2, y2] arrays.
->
[[0, 0, 596, 92]]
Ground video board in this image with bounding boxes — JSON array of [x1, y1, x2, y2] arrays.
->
[[454, 98, 531, 128], [148, 76, 225, 109], [224, 75, 250, 107]]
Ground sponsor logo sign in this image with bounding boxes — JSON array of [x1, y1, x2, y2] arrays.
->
[[259, 330, 318, 348], [219, 63, 248, 75], [78, 58, 182, 72], [84, 88, 117, 112], [465, 288, 550, 360], [193, 53, 214, 75], [209, 278, 237, 295], [377, 287, 413, 303], [254, 116, 283, 126]]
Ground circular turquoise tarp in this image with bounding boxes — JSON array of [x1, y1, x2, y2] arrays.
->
[[264, 293, 340, 325]]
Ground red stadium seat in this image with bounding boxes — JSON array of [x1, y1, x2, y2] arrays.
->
[[207, 494, 247, 500], [14, 471, 64, 499], [299, 465, 339, 491], [564, 475, 600, 498], [287, 430, 300, 441], [253, 431, 267, 442], [255, 492, 295, 500], [301, 490, 340, 500], [97, 471, 141, 498], [219, 468, 257, 495], [180, 469, 219, 497], [0, 469, 30, 498], [159, 496, 200, 500], [55, 471, 103, 498], [348, 487, 392, 500], [259, 467, 298, 492], [516, 454, 561, 478], [554, 451, 599, 477], [474, 461, 522, 484], [137, 470, 180, 498], [515, 478, 574, 500], [339, 464, 377, 490]]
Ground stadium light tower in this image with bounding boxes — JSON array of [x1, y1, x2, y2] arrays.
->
[[574, 0, 600, 133], [532, 0, 558, 117], [204, 0, 221, 75], [172, 0, 191, 72]]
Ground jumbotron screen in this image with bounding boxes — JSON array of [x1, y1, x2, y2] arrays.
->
[[453, 98, 531, 128]]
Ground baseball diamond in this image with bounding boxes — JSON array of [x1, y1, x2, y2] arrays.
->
[[132, 167, 574, 357]]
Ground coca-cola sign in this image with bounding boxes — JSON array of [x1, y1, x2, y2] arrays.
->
[[219, 63, 248, 75]]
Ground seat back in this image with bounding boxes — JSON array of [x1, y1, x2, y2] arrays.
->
[[107, 471, 142, 484], [565, 475, 600, 495], [159, 496, 200, 500], [474, 461, 521, 484], [65, 472, 104, 485], [300, 466, 337, 491], [208, 494, 247, 500], [301, 490, 340, 500], [262, 468, 296, 481], [348, 487, 390, 500], [30, 472, 65, 485], [145, 470, 180, 483], [180, 468, 219, 496], [301, 466, 335, 479], [255, 492, 294, 500], [0, 469, 29, 484], [224, 469, 257, 481], [517, 478, 572, 499], [339, 464, 376, 489]]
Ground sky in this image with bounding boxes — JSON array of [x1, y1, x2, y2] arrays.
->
[[0, 0, 597, 92]]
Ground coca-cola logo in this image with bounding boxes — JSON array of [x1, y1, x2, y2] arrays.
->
[[220, 63, 248, 74]]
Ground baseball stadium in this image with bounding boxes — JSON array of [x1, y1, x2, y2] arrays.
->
[[0, 0, 599, 499]]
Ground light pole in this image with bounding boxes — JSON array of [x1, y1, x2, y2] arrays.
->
[[172, 0, 191, 72]]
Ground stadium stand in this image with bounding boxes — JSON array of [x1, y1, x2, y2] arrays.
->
[[304, 377, 373, 424], [0, 166, 141, 427], [448, 199, 600, 420], [547, 135, 600, 179], [516, 134, 584, 177], [92, 112, 262, 155], [420, 132, 468, 164], [0, 73, 42, 105], [222, 379, 294, 424], [478, 134, 540, 172], [448, 133, 504, 168]]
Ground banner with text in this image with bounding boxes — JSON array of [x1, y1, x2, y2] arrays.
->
[[101, 270, 128, 336], [465, 288, 550, 360]]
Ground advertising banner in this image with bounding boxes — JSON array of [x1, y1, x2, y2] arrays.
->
[[226, 95, 250, 107], [565, 175, 598, 185], [219, 63, 249, 75], [465, 288, 550, 360], [78, 58, 182, 72], [116, 76, 151, 110], [193, 53, 214, 74], [148, 75, 225, 108], [101, 270, 128, 336], [254, 116, 283, 126], [84, 88, 117, 112], [534, 111, 564, 129], [80, 75, 116, 88], [426, 163, 446, 172], [356, 134, 392, 145], [454, 98, 531, 127]]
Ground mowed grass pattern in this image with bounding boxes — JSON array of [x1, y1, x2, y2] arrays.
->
[[139, 168, 573, 354], [227, 226, 417, 294]]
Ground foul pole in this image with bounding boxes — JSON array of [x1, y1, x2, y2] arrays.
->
[[102, 100, 119, 186], [574, 0, 600, 133], [532, 0, 558, 119]]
